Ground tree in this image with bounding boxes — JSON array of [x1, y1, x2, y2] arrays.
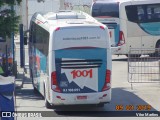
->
[[0, 0, 22, 40]]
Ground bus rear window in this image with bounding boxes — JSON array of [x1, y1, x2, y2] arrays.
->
[[92, 2, 119, 18]]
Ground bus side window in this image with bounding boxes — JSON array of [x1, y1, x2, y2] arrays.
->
[[137, 6, 146, 22], [125, 6, 138, 23], [147, 4, 160, 22]]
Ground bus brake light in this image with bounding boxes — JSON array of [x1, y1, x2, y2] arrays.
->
[[55, 27, 60, 31], [100, 26, 105, 30], [102, 70, 111, 91], [51, 71, 61, 92], [118, 31, 125, 46], [109, 31, 112, 38]]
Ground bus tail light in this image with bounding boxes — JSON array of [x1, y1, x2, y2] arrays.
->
[[118, 31, 125, 46], [109, 31, 112, 38], [51, 71, 61, 92], [55, 27, 60, 31], [100, 26, 105, 30], [102, 70, 111, 91]]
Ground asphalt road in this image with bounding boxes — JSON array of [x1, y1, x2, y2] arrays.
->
[[14, 53, 160, 119]]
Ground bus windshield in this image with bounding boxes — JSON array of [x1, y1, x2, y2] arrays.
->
[[92, 2, 119, 18]]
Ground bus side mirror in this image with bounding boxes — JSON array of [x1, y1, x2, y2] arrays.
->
[[24, 36, 28, 45]]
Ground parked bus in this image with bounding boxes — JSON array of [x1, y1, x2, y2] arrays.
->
[[91, 0, 160, 56], [28, 11, 112, 108]]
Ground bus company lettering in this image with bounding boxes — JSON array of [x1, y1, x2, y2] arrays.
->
[[71, 69, 93, 79]]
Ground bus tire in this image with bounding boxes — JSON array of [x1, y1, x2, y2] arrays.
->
[[155, 41, 160, 57], [149, 53, 155, 57], [45, 99, 53, 109], [30, 69, 39, 94], [128, 54, 141, 58], [44, 85, 53, 109]]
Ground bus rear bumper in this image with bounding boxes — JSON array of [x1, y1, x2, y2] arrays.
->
[[50, 90, 111, 105]]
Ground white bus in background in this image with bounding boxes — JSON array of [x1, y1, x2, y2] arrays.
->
[[28, 11, 112, 108], [91, 0, 160, 56]]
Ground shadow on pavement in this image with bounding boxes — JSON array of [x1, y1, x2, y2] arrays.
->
[[15, 72, 43, 101], [15, 89, 43, 100], [109, 88, 156, 111]]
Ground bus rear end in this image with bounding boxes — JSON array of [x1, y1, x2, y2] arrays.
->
[[49, 25, 112, 106], [91, 1, 125, 54]]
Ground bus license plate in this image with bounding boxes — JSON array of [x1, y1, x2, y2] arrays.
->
[[77, 96, 87, 100]]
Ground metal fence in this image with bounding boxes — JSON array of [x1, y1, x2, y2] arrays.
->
[[128, 48, 160, 83]]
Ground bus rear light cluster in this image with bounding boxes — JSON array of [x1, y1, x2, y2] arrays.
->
[[51, 71, 61, 92], [55, 27, 60, 31], [100, 26, 105, 30], [102, 70, 111, 91], [118, 31, 125, 46]]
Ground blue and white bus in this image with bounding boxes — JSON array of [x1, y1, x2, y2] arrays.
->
[[28, 11, 112, 108], [91, 0, 160, 56]]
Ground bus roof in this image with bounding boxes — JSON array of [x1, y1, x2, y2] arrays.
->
[[31, 10, 103, 31], [43, 10, 86, 20]]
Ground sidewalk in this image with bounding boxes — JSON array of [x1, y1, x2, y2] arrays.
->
[[15, 66, 25, 89], [14, 65, 46, 111]]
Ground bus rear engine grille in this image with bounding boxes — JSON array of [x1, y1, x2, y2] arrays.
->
[[60, 59, 102, 69]]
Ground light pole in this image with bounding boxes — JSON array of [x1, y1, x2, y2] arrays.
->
[[26, 0, 28, 30], [11, 5, 15, 63]]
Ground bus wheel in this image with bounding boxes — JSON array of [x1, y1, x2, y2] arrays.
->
[[149, 53, 155, 57], [155, 41, 160, 57], [44, 86, 53, 109], [45, 99, 53, 109], [128, 54, 141, 58]]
